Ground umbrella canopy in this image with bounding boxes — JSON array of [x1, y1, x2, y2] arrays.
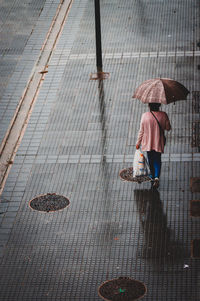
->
[[133, 78, 190, 104]]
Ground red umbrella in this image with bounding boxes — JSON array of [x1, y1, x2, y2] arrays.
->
[[133, 78, 189, 104]]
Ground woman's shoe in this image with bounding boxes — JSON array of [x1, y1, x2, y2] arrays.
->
[[153, 177, 159, 188]]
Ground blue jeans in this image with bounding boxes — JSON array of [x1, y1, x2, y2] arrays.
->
[[147, 150, 161, 179]]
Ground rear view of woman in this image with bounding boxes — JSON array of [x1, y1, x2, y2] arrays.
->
[[136, 103, 171, 188]]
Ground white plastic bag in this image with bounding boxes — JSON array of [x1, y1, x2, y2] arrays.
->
[[133, 149, 147, 177]]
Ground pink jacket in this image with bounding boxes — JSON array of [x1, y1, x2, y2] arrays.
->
[[136, 111, 171, 153]]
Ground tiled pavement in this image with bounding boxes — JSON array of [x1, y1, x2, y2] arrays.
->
[[0, 0, 200, 300], [0, 0, 62, 146], [0, 0, 45, 98]]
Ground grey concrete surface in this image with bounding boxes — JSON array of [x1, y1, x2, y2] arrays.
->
[[0, 0, 61, 146], [0, 0, 200, 300]]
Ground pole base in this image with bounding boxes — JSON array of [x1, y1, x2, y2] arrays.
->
[[90, 72, 110, 80]]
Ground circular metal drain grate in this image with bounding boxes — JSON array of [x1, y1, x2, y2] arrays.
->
[[29, 193, 70, 212], [98, 277, 147, 301], [119, 167, 151, 183]]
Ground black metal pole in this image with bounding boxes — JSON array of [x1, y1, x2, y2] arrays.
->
[[94, 0, 103, 72]]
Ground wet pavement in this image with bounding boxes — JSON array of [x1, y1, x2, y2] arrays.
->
[[0, 0, 200, 300], [0, 0, 61, 146]]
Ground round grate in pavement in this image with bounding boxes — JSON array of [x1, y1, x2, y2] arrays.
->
[[29, 193, 70, 212], [119, 167, 151, 183], [98, 277, 147, 301]]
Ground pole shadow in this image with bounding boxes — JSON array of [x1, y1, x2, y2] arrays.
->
[[96, 80, 120, 241]]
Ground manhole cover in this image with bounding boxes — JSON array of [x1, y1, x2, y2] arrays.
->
[[98, 277, 147, 301], [191, 239, 200, 258], [190, 200, 200, 217], [119, 167, 151, 183], [29, 193, 70, 212]]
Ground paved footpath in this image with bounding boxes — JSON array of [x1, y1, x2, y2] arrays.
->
[[0, 0, 200, 300], [0, 0, 64, 146]]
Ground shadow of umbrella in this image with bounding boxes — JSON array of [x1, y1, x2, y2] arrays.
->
[[134, 188, 186, 264]]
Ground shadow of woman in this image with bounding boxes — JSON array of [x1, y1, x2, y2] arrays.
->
[[134, 188, 186, 265]]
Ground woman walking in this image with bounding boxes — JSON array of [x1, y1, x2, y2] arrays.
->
[[136, 103, 171, 188]]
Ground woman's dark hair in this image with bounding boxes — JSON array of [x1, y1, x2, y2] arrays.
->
[[149, 103, 161, 111]]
